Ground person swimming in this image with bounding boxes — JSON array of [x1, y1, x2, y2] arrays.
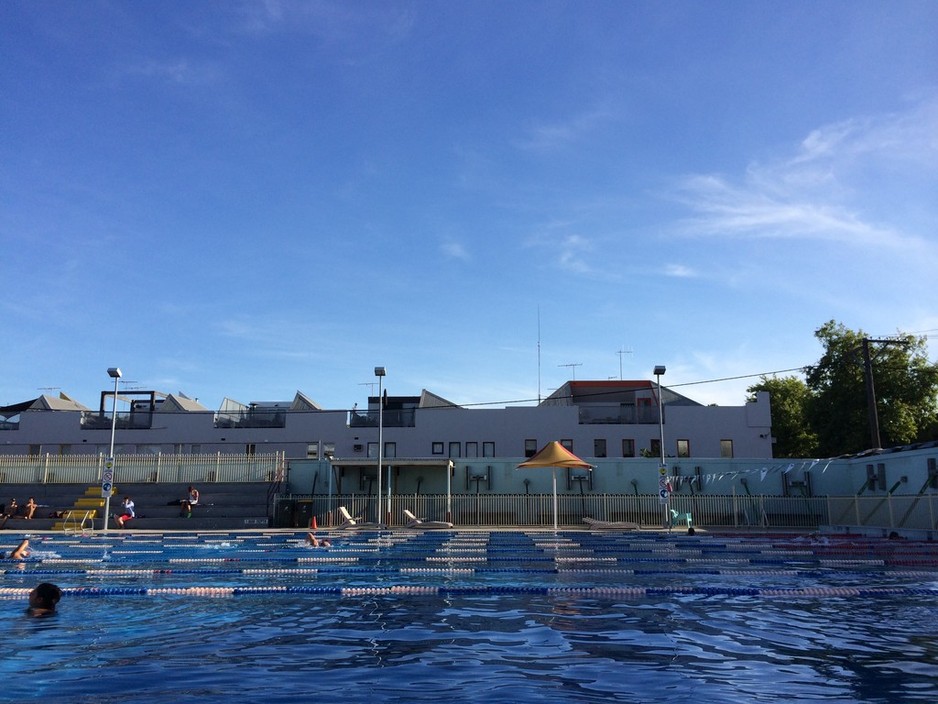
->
[[27, 582, 61, 616], [305, 532, 332, 548], [6, 539, 29, 559]]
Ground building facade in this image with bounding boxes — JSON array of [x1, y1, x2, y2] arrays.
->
[[1, 380, 773, 463]]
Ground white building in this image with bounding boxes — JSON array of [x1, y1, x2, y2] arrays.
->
[[0, 379, 772, 462]]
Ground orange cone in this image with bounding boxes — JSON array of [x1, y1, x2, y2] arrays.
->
[[310, 515, 317, 530]]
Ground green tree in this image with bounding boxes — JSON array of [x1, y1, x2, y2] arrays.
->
[[805, 320, 938, 456], [747, 375, 818, 458]]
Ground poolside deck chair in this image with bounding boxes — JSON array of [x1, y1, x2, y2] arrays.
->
[[336, 506, 359, 529], [583, 517, 640, 531], [403, 509, 453, 530], [670, 509, 693, 528]]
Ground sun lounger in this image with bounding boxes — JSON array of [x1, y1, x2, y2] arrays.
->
[[336, 506, 359, 529], [403, 509, 453, 529], [335, 506, 384, 529], [583, 517, 640, 531]]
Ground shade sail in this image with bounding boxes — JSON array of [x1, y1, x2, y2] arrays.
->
[[517, 441, 593, 471], [517, 442, 593, 531]]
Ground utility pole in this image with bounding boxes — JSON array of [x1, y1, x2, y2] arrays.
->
[[861, 337, 908, 450]]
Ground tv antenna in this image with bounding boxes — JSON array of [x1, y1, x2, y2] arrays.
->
[[558, 362, 582, 380], [616, 347, 633, 379]]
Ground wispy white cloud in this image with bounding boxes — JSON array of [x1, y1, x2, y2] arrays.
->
[[441, 239, 470, 261], [524, 229, 605, 276], [664, 263, 696, 278], [673, 98, 938, 251], [234, 0, 415, 43], [555, 234, 593, 274], [123, 59, 221, 86], [514, 106, 615, 153]]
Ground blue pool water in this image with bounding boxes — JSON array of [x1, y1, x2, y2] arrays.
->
[[2, 530, 937, 702]]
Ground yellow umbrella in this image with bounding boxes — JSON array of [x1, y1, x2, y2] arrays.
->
[[517, 441, 593, 531]]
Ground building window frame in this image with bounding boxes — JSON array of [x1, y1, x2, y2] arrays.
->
[[622, 439, 635, 458], [593, 438, 607, 458], [677, 439, 690, 458], [720, 439, 734, 458]]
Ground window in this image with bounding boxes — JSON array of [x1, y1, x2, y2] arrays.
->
[[677, 439, 690, 458], [650, 439, 661, 458], [560, 439, 573, 451], [448, 442, 461, 458], [483, 442, 495, 457], [367, 442, 378, 458], [524, 439, 538, 458], [593, 439, 607, 458], [28, 445, 41, 456], [384, 442, 396, 458], [720, 440, 734, 458], [431, 442, 444, 455], [246, 444, 256, 456], [622, 439, 635, 458], [466, 442, 478, 458], [307, 443, 319, 459]]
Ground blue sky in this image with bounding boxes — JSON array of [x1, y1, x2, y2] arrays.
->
[[2, 1, 937, 413]]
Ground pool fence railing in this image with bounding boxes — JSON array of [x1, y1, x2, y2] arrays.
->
[[0, 451, 285, 484], [278, 491, 938, 532]]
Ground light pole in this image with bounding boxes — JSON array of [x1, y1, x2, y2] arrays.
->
[[654, 365, 670, 531], [103, 366, 122, 532], [375, 366, 386, 526]]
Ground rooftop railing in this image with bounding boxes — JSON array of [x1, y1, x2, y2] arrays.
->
[[0, 452, 284, 484]]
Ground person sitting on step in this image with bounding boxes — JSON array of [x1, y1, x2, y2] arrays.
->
[[115, 496, 135, 528], [181, 485, 199, 517]]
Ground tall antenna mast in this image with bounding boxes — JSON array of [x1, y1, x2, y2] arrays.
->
[[616, 347, 633, 379], [537, 306, 542, 403]]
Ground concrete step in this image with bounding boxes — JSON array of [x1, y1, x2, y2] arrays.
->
[[118, 516, 271, 530]]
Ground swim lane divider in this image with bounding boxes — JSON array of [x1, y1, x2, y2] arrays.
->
[[2, 585, 937, 599]]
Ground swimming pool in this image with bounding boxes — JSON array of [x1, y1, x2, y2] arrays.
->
[[3, 530, 937, 702]]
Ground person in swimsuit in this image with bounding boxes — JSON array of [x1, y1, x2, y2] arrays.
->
[[6, 539, 29, 559], [305, 532, 331, 548], [27, 582, 61, 616]]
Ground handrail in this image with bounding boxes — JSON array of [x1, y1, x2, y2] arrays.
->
[[62, 509, 95, 534]]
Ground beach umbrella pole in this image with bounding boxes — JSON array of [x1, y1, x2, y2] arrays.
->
[[552, 468, 558, 532]]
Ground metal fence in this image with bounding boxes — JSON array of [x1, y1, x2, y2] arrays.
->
[[276, 492, 938, 531], [275, 492, 843, 530], [0, 452, 284, 485]]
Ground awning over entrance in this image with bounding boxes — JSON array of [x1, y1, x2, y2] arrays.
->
[[326, 457, 455, 523], [328, 457, 455, 470]]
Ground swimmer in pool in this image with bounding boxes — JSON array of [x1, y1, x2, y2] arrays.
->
[[6, 539, 29, 559], [305, 533, 331, 548], [27, 582, 61, 617]]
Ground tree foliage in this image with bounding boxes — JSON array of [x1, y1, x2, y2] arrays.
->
[[748, 321, 938, 458], [804, 321, 938, 456], [746, 376, 817, 458]]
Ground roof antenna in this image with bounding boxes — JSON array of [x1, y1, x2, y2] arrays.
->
[[616, 346, 633, 379], [537, 306, 542, 403]]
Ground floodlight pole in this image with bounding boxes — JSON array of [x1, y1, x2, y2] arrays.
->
[[654, 365, 670, 532], [103, 366, 122, 532], [375, 366, 386, 526]]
